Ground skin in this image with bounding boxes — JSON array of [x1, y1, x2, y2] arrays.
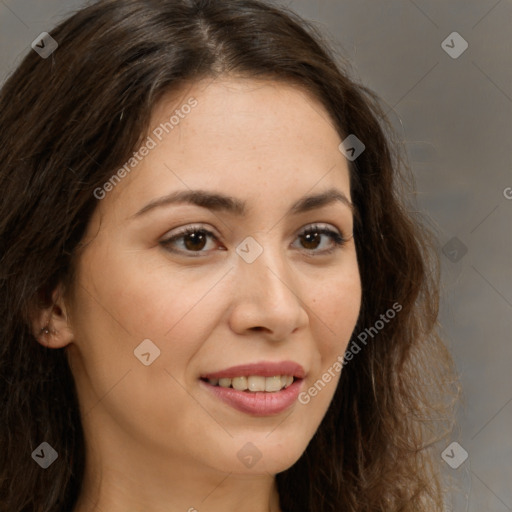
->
[[34, 77, 362, 512]]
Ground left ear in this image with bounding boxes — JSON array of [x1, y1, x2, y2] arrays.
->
[[30, 282, 75, 349]]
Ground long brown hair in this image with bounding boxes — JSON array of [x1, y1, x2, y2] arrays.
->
[[0, 1, 458, 510]]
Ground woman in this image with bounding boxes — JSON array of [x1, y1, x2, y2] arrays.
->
[[0, 1, 459, 511]]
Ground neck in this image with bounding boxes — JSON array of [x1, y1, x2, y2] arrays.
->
[[72, 430, 282, 512]]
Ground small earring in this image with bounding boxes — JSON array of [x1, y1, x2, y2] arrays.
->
[[40, 326, 51, 335]]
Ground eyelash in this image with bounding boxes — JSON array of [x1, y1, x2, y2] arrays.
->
[[160, 223, 347, 257]]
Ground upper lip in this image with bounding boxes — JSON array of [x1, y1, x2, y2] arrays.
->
[[200, 361, 306, 380]]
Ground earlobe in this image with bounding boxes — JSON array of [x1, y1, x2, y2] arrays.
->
[[32, 284, 75, 349]]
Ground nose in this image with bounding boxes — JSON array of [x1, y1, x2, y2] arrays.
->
[[228, 241, 309, 341]]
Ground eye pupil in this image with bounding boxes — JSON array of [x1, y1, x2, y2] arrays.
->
[[184, 232, 207, 251], [301, 231, 320, 250]]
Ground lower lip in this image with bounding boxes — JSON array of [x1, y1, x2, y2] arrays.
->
[[200, 378, 303, 416]]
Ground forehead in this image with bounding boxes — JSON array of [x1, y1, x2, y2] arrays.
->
[[151, 76, 341, 155], [97, 77, 352, 221]]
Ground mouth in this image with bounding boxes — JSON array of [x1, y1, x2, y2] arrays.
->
[[199, 361, 306, 416], [200, 374, 296, 392]]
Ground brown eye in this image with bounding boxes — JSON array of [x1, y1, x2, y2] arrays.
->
[[160, 226, 220, 256], [160, 223, 346, 257], [182, 231, 208, 251], [299, 230, 322, 250], [293, 224, 346, 254]]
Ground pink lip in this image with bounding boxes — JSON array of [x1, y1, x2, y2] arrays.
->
[[200, 377, 304, 416], [200, 360, 306, 380], [199, 361, 306, 416]]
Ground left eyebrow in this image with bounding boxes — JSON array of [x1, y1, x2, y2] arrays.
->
[[130, 186, 354, 219]]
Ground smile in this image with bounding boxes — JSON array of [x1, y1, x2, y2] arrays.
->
[[204, 375, 295, 392]]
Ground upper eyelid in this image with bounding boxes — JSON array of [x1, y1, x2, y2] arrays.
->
[[161, 223, 347, 253], [163, 222, 345, 240], [159, 223, 349, 260]]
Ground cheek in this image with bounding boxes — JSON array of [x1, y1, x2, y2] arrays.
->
[[68, 249, 233, 442], [303, 262, 361, 414], [313, 266, 362, 348], [85, 194, 225, 345], [76, 236, 360, 352], [75, 247, 231, 368]]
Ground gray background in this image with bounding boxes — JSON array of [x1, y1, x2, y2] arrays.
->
[[1, 0, 510, 510]]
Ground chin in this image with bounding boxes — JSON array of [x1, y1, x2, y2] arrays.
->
[[210, 434, 309, 476]]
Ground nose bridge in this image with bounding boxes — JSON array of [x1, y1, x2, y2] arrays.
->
[[230, 233, 308, 337], [238, 233, 296, 302]]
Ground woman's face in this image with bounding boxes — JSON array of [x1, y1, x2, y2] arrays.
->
[[64, 77, 362, 478]]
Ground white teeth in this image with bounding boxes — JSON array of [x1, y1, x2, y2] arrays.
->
[[231, 376, 247, 390], [265, 376, 282, 392], [206, 375, 295, 392], [248, 375, 266, 392]]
